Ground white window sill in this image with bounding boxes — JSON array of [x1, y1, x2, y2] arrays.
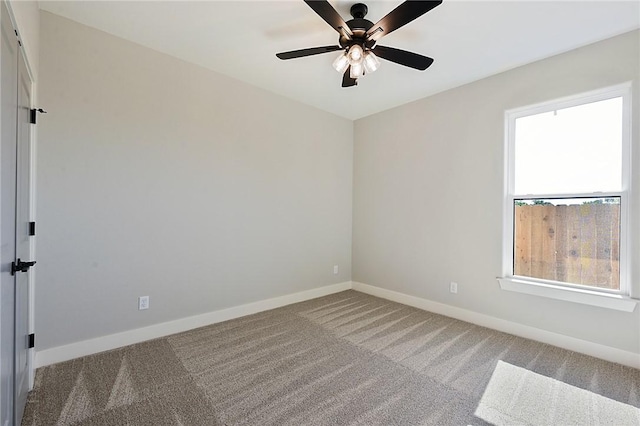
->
[[497, 277, 638, 312]]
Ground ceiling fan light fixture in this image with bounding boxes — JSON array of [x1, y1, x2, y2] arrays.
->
[[350, 62, 364, 79], [275, 0, 442, 88], [363, 51, 380, 74], [332, 52, 350, 73], [347, 44, 364, 64]]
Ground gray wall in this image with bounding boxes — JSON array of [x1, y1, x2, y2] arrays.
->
[[7, 1, 38, 82], [353, 30, 640, 354], [37, 12, 353, 350]]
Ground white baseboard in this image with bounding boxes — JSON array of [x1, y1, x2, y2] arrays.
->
[[36, 280, 640, 370], [35, 281, 352, 368], [352, 282, 640, 369]]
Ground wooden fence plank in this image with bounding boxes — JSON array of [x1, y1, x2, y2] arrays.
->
[[565, 204, 582, 285], [611, 204, 620, 290], [514, 205, 531, 277], [530, 205, 544, 279], [579, 204, 598, 286], [595, 204, 613, 289], [554, 205, 567, 283]]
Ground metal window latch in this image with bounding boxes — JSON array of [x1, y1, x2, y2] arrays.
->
[[11, 259, 36, 275]]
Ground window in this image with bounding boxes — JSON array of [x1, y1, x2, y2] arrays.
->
[[500, 83, 635, 310]]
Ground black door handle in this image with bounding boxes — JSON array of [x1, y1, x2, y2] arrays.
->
[[11, 258, 36, 275]]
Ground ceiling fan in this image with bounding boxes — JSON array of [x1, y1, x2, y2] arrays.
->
[[276, 0, 442, 87]]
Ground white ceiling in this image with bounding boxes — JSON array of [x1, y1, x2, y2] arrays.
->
[[39, 1, 640, 120]]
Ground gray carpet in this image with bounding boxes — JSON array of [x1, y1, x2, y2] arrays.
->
[[22, 290, 640, 425]]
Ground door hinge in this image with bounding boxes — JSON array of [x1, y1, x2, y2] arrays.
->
[[28, 333, 35, 349], [10, 259, 36, 275], [29, 221, 35, 236], [30, 108, 47, 124]]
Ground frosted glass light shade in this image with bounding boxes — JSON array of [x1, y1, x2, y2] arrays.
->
[[332, 53, 349, 73], [350, 62, 364, 78], [363, 51, 380, 74], [347, 45, 364, 64]]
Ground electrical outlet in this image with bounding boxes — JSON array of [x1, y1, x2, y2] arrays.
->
[[333, 265, 339, 275], [449, 282, 458, 294], [138, 296, 149, 310]]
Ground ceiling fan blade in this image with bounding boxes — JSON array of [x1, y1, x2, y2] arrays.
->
[[342, 67, 357, 87], [367, 1, 442, 42], [373, 45, 434, 70], [304, 0, 353, 38], [276, 45, 343, 60]]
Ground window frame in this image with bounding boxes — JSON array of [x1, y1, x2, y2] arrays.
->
[[500, 83, 633, 307]]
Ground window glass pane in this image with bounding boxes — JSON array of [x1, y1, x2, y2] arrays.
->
[[513, 197, 620, 290], [514, 97, 622, 194]]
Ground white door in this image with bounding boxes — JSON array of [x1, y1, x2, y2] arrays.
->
[[1, 3, 33, 424], [0, 3, 19, 426], [14, 46, 33, 424]]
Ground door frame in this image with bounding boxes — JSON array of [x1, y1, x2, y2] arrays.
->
[[4, 0, 37, 398], [1, 2, 19, 424], [15, 36, 34, 422]]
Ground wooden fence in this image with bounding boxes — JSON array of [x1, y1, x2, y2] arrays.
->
[[514, 203, 619, 289]]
